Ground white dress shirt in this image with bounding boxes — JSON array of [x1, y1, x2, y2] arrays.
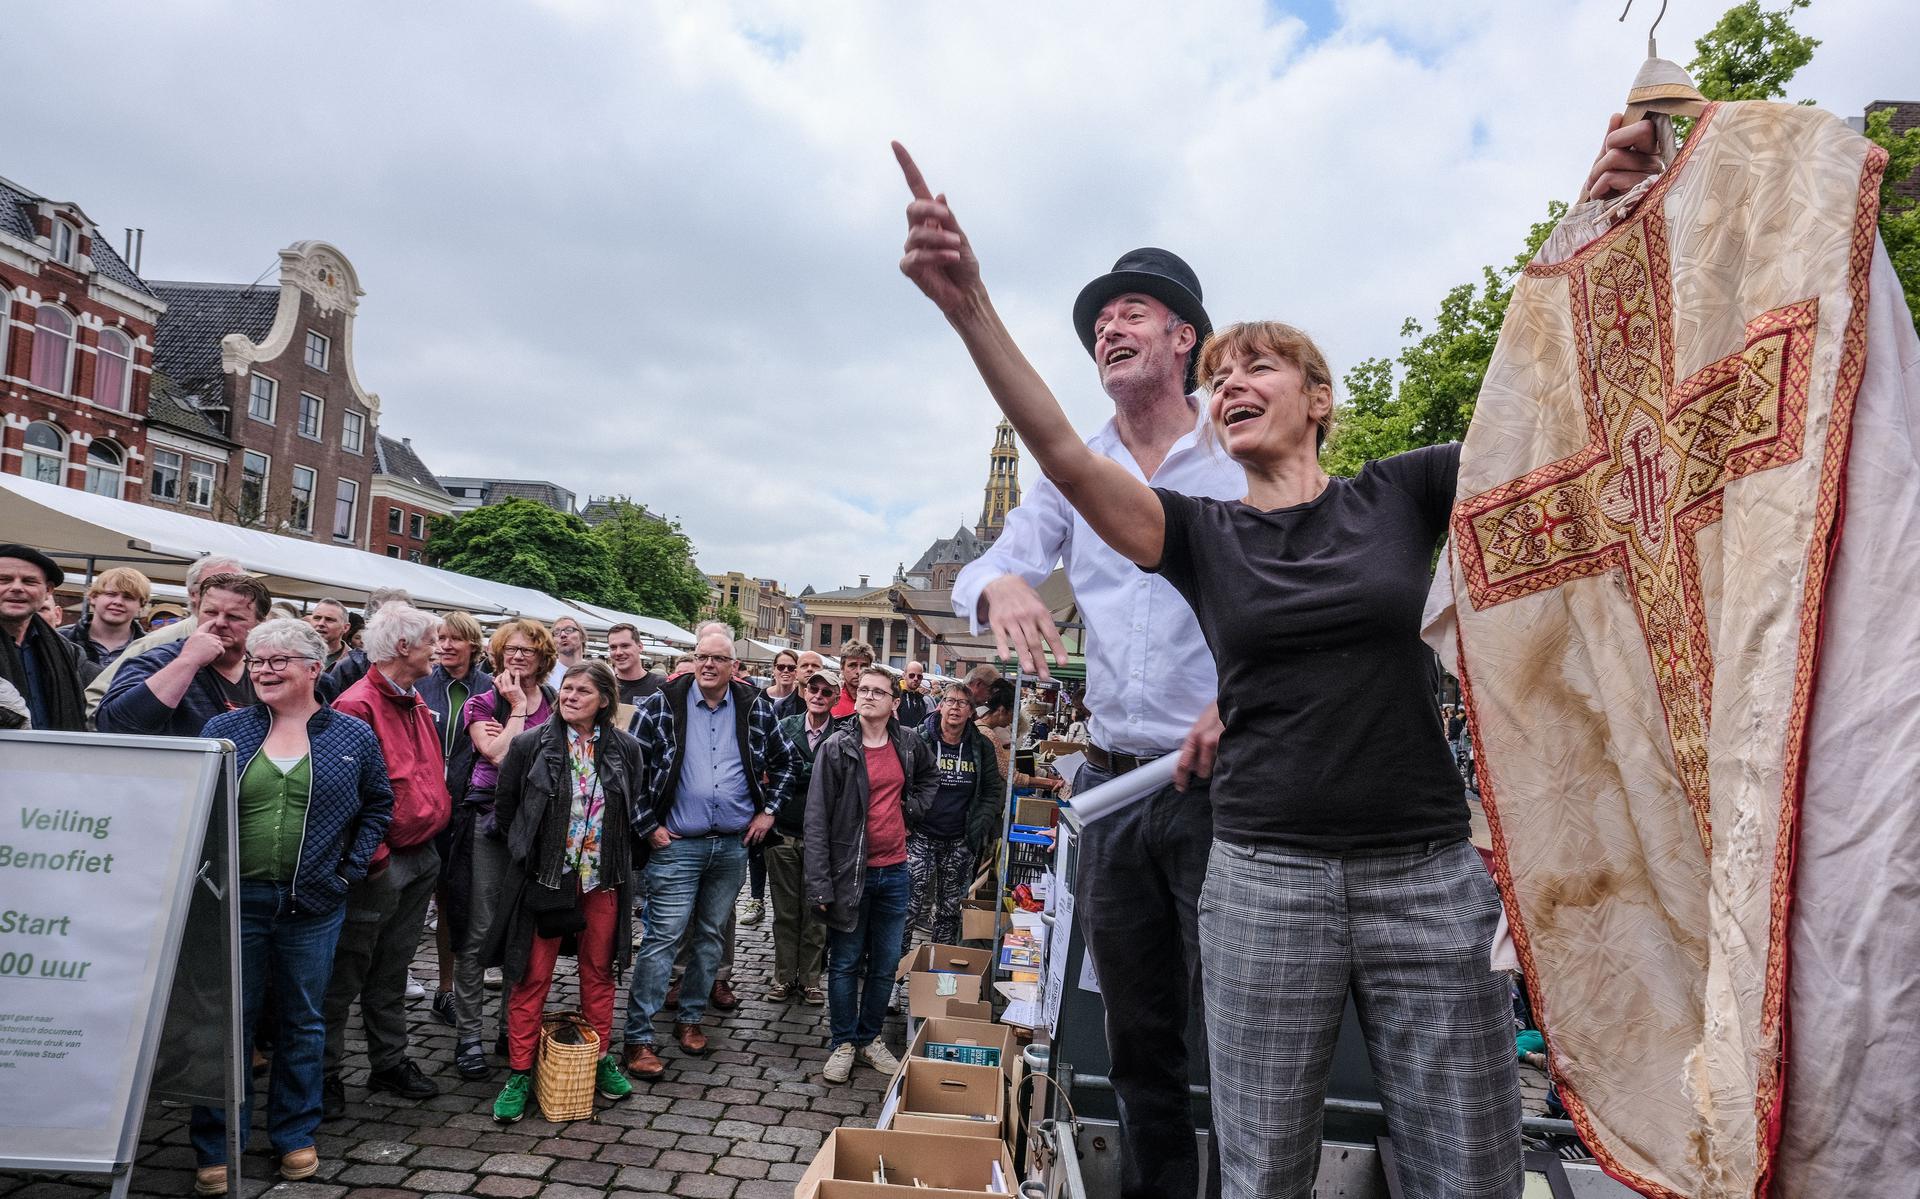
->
[[952, 401, 1245, 756]]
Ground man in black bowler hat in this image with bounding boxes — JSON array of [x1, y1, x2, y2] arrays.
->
[[932, 214, 1242, 1195]]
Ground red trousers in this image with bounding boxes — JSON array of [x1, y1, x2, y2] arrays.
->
[[505, 884, 618, 1071]]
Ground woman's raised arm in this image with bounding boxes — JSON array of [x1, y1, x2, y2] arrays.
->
[[893, 142, 1165, 569]]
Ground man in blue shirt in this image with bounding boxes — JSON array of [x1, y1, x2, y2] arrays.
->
[[622, 629, 788, 1079]]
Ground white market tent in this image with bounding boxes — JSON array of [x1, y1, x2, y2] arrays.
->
[[1, 472, 696, 645]]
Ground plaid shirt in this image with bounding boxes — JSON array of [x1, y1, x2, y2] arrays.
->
[[627, 675, 797, 842]]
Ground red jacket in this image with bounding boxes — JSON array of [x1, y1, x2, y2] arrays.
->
[[334, 667, 451, 858]]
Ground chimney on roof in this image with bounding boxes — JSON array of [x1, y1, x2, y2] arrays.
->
[[859, 574, 869, 587], [402, 437, 412, 446]]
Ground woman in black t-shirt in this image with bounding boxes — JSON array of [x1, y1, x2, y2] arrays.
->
[[895, 148, 1525, 1197]]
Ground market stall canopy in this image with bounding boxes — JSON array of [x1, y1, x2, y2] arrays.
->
[[0, 472, 678, 632], [562, 599, 697, 648]]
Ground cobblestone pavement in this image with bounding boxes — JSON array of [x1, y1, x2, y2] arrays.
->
[[1, 889, 1563, 1198], [2, 894, 893, 1198]]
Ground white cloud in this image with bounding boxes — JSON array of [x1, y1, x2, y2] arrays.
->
[[6, 0, 1912, 594]]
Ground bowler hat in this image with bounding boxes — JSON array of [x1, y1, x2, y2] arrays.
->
[[1072, 248, 1212, 391], [0, 543, 64, 589]]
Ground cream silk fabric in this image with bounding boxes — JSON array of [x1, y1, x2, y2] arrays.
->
[[1432, 102, 1891, 1198]]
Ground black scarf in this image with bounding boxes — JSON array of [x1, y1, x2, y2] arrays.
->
[[0, 615, 89, 731]]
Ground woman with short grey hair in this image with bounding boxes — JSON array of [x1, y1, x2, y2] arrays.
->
[[188, 617, 393, 1196]]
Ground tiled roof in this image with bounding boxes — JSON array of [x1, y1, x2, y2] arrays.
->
[[149, 281, 280, 396], [805, 583, 890, 602], [909, 524, 989, 575], [375, 435, 450, 496], [144, 372, 233, 444], [0, 176, 158, 300]]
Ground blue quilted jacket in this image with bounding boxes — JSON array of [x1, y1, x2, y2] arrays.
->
[[203, 704, 395, 916]]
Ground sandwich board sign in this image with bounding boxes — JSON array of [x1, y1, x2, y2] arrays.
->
[[0, 730, 240, 1196]]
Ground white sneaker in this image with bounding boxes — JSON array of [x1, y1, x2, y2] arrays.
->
[[404, 972, 427, 1001], [859, 1041, 901, 1075], [822, 1043, 856, 1084]]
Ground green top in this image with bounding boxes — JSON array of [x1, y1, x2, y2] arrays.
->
[[238, 751, 312, 882]]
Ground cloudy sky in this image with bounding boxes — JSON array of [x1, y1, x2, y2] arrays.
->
[[10, 1, 1912, 594]]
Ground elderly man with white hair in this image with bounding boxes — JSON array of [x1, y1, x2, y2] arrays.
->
[[84, 552, 243, 718], [320, 603, 453, 1115]]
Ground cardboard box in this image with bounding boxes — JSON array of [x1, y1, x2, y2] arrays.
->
[[897, 943, 992, 1020], [909, 1016, 1018, 1082], [885, 1057, 1006, 1141], [1014, 796, 1059, 828], [944, 998, 992, 1022], [797, 1127, 1016, 1199], [813, 1182, 1000, 1199], [960, 897, 1004, 943]]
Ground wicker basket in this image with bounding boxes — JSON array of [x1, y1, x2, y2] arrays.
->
[[535, 1011, 600, 1122]]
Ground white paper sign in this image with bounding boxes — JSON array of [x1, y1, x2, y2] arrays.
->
[[1042, 888, 1075, 1034], [0, 733, 223, 1172]]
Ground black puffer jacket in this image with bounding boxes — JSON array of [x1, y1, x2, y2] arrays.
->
[[803, 720, 936, 932], [483, 715, 642, 984]]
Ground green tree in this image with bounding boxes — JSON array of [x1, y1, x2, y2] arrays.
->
[[589, 499, 713, 628], [1864, 107, 1920, 336], [1324, 205, 1564, 475], [426, 498, 636, 609], [705, 600, 748, 638], [1686, 0, 1818, 104]]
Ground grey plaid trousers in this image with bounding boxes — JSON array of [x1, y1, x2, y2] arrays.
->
[[1199, 837, 1521, 1199]]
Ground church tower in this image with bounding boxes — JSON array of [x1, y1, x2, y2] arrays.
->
[[976, 419, 1021, 542]]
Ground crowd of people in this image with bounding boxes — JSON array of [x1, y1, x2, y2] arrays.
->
[[0, 543, 1042, 1197]]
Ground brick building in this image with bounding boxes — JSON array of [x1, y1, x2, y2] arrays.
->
[[0, 174, 165, 502], [707, 570, 795, 644], [371, 435, 455, 561], [151, 241, 380, 548]]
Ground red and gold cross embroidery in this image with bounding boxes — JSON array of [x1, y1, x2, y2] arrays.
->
[[1453, 210, 1817, 851]]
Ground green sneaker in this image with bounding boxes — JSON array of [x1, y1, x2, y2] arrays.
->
[[492, 1071, 532, 1123], [596, 1053, 633, 1100]]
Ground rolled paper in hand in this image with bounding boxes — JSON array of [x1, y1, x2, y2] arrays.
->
[[1070, 753, 1181, 823]]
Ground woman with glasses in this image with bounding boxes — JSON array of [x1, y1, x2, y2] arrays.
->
[[448, 618, 558, 1080], [190, 619, 394, 1196], [484, 662, 640, 1122]]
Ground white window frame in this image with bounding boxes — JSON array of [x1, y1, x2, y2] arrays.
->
[[150, 449, 183, 502], [22, 421, 67, 485], [186, 459, 216, 509], [333, 477, 360, 542], [248, 372, 278, 423], [409, 512, 425, 540], [297, 392, 324, 440], [387, 506, 404, 535], [84, 440, 124, 498], [341, 409, 364, 454], [29, 305, 74, 394], [240, 450, 271, 524], [94, 327, 134, 410], [385, 545, 402, 559], [304, 330, 330, 371], [288, 465, 316, 532], [52, 220, 76, 265]]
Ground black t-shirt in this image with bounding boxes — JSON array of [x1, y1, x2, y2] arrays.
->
[[618, 673, 663, 706], [1150, 443, 1466, 851], [211, 668, 256, 713], [923, 731, 976, 840]]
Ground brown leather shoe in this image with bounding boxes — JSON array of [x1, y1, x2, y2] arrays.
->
[[710, 979, 740, 1012], [623, 1043, 666, 1080], [675, 1022, 710, 1056], [279, 1146, 319, 1181]]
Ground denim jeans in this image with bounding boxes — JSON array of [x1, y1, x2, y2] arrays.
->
[[190, 880, 346, 1165], [624, 834, 746, 1043], [826, 862, 911, 1049]]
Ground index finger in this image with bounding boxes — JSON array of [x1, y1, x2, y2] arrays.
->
[[892, 140, 933, 201], [1606, 117, 1657, 155]]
